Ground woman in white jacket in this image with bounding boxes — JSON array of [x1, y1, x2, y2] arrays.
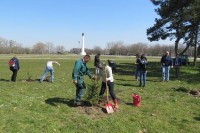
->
[[99, 62, 119, 109]]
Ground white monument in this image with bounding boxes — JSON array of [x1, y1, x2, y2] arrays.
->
[[80, 33, 86, 55]]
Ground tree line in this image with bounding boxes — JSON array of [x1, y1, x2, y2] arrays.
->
[[0, 37, 65, 54], [0, 36, 198, 57], [70, 41, 196, 57]]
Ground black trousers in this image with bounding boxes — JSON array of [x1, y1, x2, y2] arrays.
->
[[99, 81, 116, 101], [11, 69, 18, 82]]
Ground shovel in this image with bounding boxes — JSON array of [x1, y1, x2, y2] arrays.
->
[[104, 69, 114, 114]]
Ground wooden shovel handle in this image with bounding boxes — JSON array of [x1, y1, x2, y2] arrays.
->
[[105, 69, 109, 102]]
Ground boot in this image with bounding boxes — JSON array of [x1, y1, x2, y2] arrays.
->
[[114, 99, 119, 109]]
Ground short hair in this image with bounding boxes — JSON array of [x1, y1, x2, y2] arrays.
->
[[84, 54, 91, 59]]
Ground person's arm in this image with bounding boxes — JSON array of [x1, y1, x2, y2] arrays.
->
[[16, 59, 20, 70], [53, 61, 60, 66], [170, 57, 173, 68], [85, 66, 93, 79], [161, 56, 164, 66]]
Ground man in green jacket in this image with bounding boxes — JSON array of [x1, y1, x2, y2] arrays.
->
[[72, 54, 94, 106]]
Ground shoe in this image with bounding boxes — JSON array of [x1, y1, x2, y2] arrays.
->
[[113, 99, 119, 109]]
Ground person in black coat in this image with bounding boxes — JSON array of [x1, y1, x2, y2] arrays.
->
[[9, 55, 20, 82], [173, 53, 182, 78], [161, 51, 173, 81], [138, 54, 148, 87], [94, 53, 101, 75]]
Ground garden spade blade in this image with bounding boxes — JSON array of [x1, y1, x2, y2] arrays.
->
[[105, 102, 114, 114]]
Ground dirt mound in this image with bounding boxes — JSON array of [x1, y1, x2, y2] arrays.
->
[[189, 90, 200, 97], [76, 97, 121, 120], [77, 106, 107, 120]]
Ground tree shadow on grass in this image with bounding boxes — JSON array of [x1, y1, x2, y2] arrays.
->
[[0, 78, 10, 82], [45, 97, 74, 107], [194, 117, 200, 121], [125, 102, 134, 106], [45, 97, 92, 107], [115, 78, 134, 82], [116, 83, 139, 87], [114, 62, 200, 85]]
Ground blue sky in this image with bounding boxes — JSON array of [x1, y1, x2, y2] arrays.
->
[[0, 0, 173, 50]]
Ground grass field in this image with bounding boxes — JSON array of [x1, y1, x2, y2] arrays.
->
[[0, 54, 200, 133]]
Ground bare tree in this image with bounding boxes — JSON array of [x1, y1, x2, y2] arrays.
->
[[46, 42, 54, 54], [32, 42, 46, 54], [93, 46, 102, 54], [55, 45, 65, 54]]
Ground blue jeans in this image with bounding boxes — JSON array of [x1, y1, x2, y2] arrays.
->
[[134, 67, 139, 80], [40, 66, 54, 82], [139, 71, 147, 87], [162, 66, 170, 81]]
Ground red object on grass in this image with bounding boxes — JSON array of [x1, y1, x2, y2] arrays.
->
[[105, 102, 114, 114], [132, 94, 141, 107]]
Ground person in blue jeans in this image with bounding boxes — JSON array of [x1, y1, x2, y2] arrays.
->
[[161, 51, 173, 81], [138, 54, 148, 87], [40, 61, 60, 82], [134, 54, 140, 81]]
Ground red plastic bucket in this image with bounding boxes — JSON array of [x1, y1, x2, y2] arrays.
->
[[132, 94, 141, 107]]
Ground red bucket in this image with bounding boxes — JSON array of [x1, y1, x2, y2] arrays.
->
[[132, 94, 141, 107]]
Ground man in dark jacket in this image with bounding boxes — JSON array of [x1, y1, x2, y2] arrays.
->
[[173, 53, 182, 78], [9, 55, 20, 82], [94, 53, 100, 75], [139, 54, 148, 87], [72, 54, 94, 105], [161, 51, 173, 81]]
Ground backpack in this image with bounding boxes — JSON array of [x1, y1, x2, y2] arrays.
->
[[8, 59, 15, 67], [140, 59, 148, 70]]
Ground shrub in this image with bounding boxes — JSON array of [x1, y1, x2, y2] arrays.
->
[[85, 81, 101, 106]]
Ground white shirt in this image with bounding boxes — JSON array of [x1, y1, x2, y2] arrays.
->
[[47, 61, 60, 67], [99, 65, 114, 83]]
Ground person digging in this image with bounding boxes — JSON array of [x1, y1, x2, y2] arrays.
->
[[98, 62, 119, 109], [72, 54, 95, 106]]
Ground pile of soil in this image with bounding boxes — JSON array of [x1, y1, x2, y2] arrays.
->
[[189, 90, 200, 97], [76, 97, 121, 120], [77, 106, 107, 120]]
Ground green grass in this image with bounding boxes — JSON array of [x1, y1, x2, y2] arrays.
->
[[0, 54, 200, 133]]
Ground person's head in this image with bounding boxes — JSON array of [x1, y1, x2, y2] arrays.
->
[[136, 54, 140, 58], [99, 62, 106, 70], [176, 53, 179, 57], [141, 54, 145, 59], [83, 54, 91, 63], [165, 51, 169, 56]]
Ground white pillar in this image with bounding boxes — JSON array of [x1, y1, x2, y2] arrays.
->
[[80, 33, 86, 55]]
